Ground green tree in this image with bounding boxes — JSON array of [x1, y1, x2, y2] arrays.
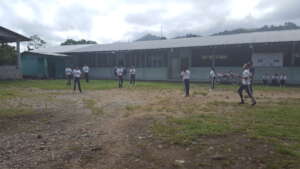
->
[[0, 44, 17, 65], [61, 39, 97, 46], [27, 35, 46, 51]]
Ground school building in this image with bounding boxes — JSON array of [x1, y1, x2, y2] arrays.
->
[[21, 30, 300, 84]]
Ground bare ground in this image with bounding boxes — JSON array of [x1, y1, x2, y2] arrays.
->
[[0, 87, 300, 169]]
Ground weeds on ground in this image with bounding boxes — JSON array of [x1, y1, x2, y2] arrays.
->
[[83, 99, 104, 115], [153, 98, 300, 168], [0, 108, 38, 118]]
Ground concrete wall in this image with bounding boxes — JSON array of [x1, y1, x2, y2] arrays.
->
[[191, 66, 300, 84], [0, 65, 22, 80], [89, 67, 168, 81], [88, 66, 300, 84]]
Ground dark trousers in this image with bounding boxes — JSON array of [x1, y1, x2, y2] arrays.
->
[[118, 76, 123, 88], [238, 84, 255, 103], [66, 75, 72, 85], [211, 77, 216, 89], [262, 80, 268, 86], [184, 79, 190, 96], [272, 79, 278, 86], [73, 77, 82, 92], [130, 74, 136, 85], [280, 80, 285, 87], [84, 73, 89, 83], [249, 80, 254, 94]]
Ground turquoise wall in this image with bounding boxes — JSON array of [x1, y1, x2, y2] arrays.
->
[[21, 55, 47, 78], [22, 54, 66, 78], [47, 57, 65, 78]]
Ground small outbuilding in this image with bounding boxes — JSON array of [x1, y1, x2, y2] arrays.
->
[[0, 26, 30, 79]]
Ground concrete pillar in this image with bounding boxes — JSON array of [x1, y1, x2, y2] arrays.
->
[[211, 46, 216, 68], [291, 42, 296, 66], [16, 41, 23, 77]]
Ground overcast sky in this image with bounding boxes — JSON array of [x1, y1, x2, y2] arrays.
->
[[1, 0, 300, 46]]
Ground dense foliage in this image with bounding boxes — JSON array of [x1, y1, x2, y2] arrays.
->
[[213, 22, 300, 36], [0, 44, 17, 65], [61, 39, 97, 45]]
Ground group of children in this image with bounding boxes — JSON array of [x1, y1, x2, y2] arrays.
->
[[66, 63, 290, 106], [65, 64, 136, 92], [180, 63, 256, 106], [262, 73, 287, 87], [65, 65, 90, 93], [113, 65, 136, 88]]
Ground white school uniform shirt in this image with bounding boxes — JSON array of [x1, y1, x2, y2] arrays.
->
[[283, 75, 287, 80], [181, 70, 191, 80], [73, 69, 81, 78], [279, 75, 284, 80], [129, 68, 136, 75], [209, 70, 216, 78], [82, 66, 89, 73], [65, 67, 72, 76], [242, 69, 251, 85], [276, 75, 280, 81], [116, 67, 124, 76]]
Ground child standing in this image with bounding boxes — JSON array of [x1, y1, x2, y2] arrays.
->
[[129, 65, 136, 85], [180, 67, 191, 97], [82, 64, 90, 83], [116, 65, 125, 88], [65, 66, 72, 85], [209, 67, 216, 90], [73, 67, 82, 93]]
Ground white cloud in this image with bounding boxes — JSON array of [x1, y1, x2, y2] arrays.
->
[[1, 0, 300, 46]]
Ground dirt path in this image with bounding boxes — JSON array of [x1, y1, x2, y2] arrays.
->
[[1, 88, 300, 169]]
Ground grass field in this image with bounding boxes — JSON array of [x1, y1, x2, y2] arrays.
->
[[0, 80, 299, 169]]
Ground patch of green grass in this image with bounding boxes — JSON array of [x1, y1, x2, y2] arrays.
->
[[0, 108, 38, 118], [125, 104, 141, 111], [1, 80, 299, 92], [153, 114, 234, 145], [83, 99, 104, 115], [153, 99, 300, 162], [0, 88, 26, 100], [192, 90, 208, 96]]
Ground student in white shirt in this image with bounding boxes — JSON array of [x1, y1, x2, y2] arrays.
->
[[129, 65, 136, 85], [180, 67, 191, 97], [275, 73, 280, 86], [237, 64, 256, 106], [262, 73, 268, 86], [209, 67, 216, 89], [271, 74, 277, 86], [82, 64, 90, 83], [280, 73, 287, 87], [116, 65, 125, 88], [65, 66, 72, 85], [73, 67, 82, 93]]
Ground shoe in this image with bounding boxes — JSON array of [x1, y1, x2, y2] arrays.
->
[[251, 101, 256, 106], [239, 101, 245, 105]]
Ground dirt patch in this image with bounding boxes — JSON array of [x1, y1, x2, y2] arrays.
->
[[0, 87, 299, 169]]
